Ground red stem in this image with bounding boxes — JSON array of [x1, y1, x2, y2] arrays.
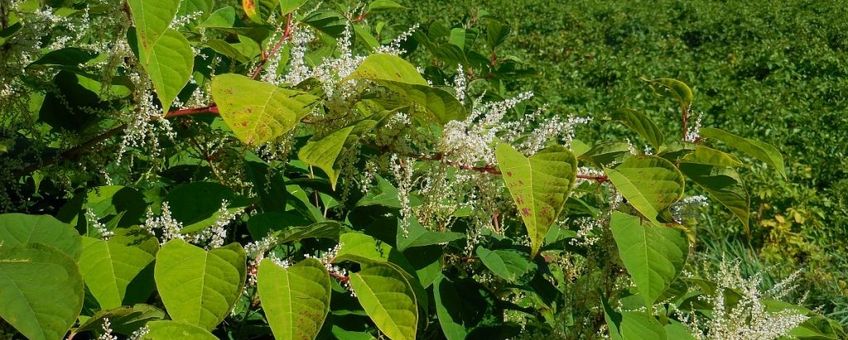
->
[[250, 13, 294, 79], [164, 104, 219, 118]]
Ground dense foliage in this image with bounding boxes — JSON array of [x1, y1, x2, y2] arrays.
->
[[0, 0, 844, 339]]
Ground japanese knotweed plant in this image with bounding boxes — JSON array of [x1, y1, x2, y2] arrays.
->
[[0, 0, 843, 340]]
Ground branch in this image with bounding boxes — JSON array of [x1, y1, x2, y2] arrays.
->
[[250, 13, 294, 79]]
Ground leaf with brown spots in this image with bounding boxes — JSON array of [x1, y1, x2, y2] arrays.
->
[[211, 74, 318, 146], [496, 143, 577, 257]]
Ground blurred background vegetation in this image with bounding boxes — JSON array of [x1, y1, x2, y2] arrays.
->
[[398, 0, 848, 325]]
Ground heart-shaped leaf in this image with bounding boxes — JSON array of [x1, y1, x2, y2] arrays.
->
[[0, 244, 84, 340], [78, 236, 156, 309], [610, 212, 688, 307], [211, 73, 319, 146], [496, 144, 577, 257], [605, 155, 685, 224], [257, 258, 331, 340], [127, 0, 180, 48], [154, 240, 246, 330], [349, 261, 418, 340], [0, 213, 82, 260], [700, 127, 786, 178]]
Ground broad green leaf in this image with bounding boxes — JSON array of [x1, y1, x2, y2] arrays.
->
[[496, 144, 577, 257], [605, 156, 685, 224], [475, 247, 537, 282], [142, 320, 217, 340], [127, 0, 180, 48], [700, 127, 786, 178], [299, 120, 377, 189], [680, 163, 750, 229], [138, 29, 194, 111], [602, 297, 667, 340], [610, 212, 688, 307], [0, 244, 84, 340], [335, 232, 394, 264], [78, 237, 156, 309], [0, 213, 82, 260], [664, 321, 696, 340], [611, 109, 665, 149], [644, 78, 693, 114], [280, 0, 308, 15], [211, 73, 318, 146], [349, 261, 418, 340], [265, 221, 343, 245], [155, 240, 246, 330], [433, 275, 468, 340], [199, 6, 237, 28], [258, 258, 331, 340], [680, 145, 742, 167], [73, 304, 164, 336], [349, 54, 427, 85]]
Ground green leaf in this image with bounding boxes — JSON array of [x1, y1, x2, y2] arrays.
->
[[349, 261, 418, 340], [485, 19, 510, 49], [142, 320, 217, 340], [602, 297, 667, 340], [433, 275, 468, 340], [335, 232, 394, 264], [680, 145, 743, 167], [349, 54, 427, 85], [199, 6, 236, 28], [368, 0, 405, 12], [211, 73, 318, 146], [0, 213, 82, 260], [611, 109, 665, 149], [643, 78, 693, 114], [279, 0, 307, 15], [700, 127, 786, 178], [262, 221, 342, 245], [258, 258, 331, 340], [605, 156, 685, 224], [0, 244, 83, 340], [680, 163, 750, 229], [154, 240, 246, 330], [298, 120, 377, 189], [475, 247, 537, 282], [496, 144, 577, 257], [348, 54, 465, 124], [610, 212, 688, 307], [397, 218, 465, 251], [78, 237, 156, 309], [127, 0, 180, 49], [137, 29, 194, 111], [580, 142, 631, 167]]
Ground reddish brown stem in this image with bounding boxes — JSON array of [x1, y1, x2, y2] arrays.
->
[[577, 174, 608, 183], [250, 13, 294, 79], [329, 271, 350, 284], [164, 104, 219, 118]]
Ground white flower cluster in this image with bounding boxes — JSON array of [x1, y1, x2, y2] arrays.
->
[[97, 318, 117, 340], [375, 24, 420, 55], [685, 112, 703, 143], [129, 325, 149, 340], [390, 154, 415, 237], [305, 245, 354, 295], [116, 89, 177, 165], [282, 24, 315, 86], [141, 202, 184, 244], [188, 199, 242, 249], [684, 260, 809, 340], [453, 64, 467, 104], [439, 92, 534, 167], [569, 217, 601, 247], [245, 235, 278, 286], [85, 209, 113, 240], [671, 195, 710, 223]]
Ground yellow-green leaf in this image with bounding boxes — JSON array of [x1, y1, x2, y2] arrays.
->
[[605, 155, 685, 224], [211, 73, 318, 146], [496, 144, 577, 257], [298, 120, 377, 189], [350, 261, 418, 340], [700, 127, 786, 178], [78, 237, 156, 309], [258, 258, 331, 340]]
